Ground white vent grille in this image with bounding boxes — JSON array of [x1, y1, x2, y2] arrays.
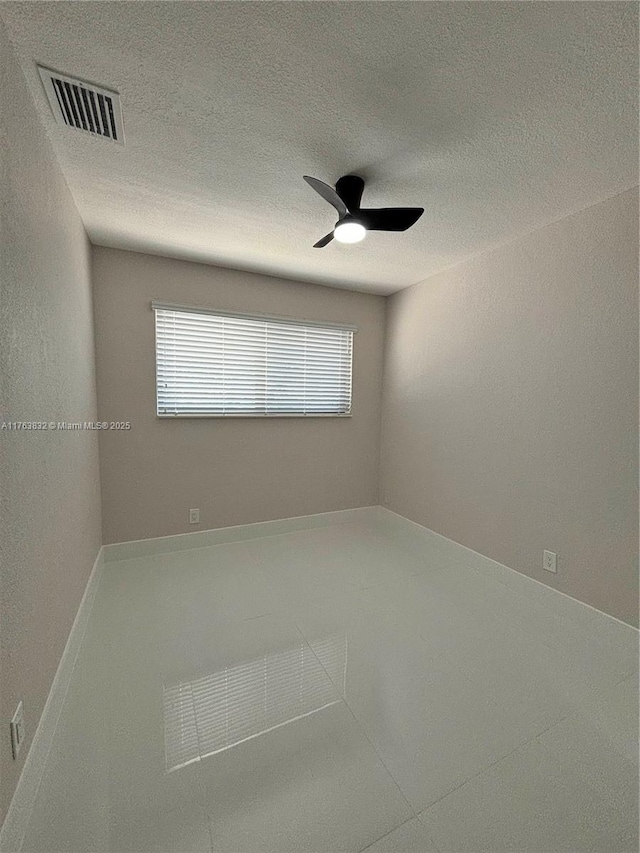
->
[[37, 66, 124, 145]]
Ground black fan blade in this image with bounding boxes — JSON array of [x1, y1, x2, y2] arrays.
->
[[303, 176, 348, 219], [313, 232, 334, 248], [335, 175, 364, 212], [359, 207, 424, 231]]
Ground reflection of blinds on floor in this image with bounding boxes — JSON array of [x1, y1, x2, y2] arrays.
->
[[312, 633, 348, 696], [164, 636, 346, 772]]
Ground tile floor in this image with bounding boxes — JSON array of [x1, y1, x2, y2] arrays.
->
[[19, 511, 639, 852]]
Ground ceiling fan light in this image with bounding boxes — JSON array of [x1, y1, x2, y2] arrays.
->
[[333, 221, 366, 244]]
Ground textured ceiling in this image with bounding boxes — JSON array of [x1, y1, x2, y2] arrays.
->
[[1, 2, 638, 295]]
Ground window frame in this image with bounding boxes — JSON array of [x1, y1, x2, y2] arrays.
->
[[152, 301, 356, 419]]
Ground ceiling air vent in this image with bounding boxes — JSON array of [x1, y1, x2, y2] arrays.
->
[[37, 66, 124, 145]]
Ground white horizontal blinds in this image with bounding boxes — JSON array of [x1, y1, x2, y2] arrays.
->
[[155, 307, 353, 416], [156, 311, 267, 416], [264, 321, 352, 414]]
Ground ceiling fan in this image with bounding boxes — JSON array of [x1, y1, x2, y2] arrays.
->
[[303, 174, 424, 248]]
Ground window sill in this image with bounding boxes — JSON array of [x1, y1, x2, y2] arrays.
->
[[156, 413, 353, 419]]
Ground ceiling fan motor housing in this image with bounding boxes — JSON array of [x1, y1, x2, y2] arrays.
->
[[336, 213, 362, 226], [335, 175, 365, 213]]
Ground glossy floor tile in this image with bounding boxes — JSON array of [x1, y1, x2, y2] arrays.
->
[[361, 818, 438, 852], [18, 512, 638, 853], [420, 675, 639, 853]]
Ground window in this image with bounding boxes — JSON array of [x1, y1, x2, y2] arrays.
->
[[153, 303, 354, 417]]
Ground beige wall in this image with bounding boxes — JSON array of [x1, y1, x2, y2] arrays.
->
[[92, 247, 385, 544], [0, 22, 102, 822], [381, 188, 639, 626]]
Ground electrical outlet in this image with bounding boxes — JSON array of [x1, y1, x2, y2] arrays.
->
[[10, 701, 25, 760], [543, 550, 557, 573], [189, 508, 200, 524]]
